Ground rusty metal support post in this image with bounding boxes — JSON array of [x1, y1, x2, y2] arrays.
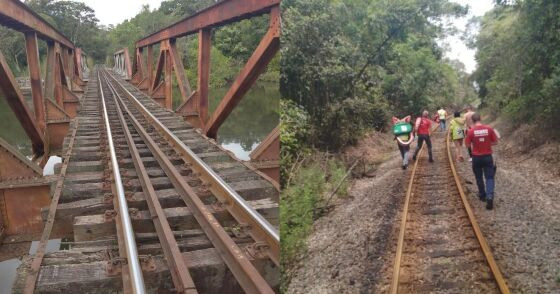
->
[[44, 41, 56, 102], [147, 45, 154, 93], [75, 48, 84, 81], [197, 29, 211, 126], [164, 44, 173, 110], [24, 32, 46, 136], [53, 43, 64, 107]]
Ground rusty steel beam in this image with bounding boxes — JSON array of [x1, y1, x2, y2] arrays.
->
[[164, 46, 173, 110], [114, 48, 133, 79], [197, 29, 211, 125], [0, 138, 50, 237], [136, 0, 279, 48], [249, 125, 280, 185], [204, 15, 280, 138], [0, 0, 74, 49], [0, 50, 44, 154], [146, 45, 154, 91], [24, 32, 46, 136]]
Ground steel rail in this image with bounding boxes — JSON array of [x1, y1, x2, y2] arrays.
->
[[390, 124, 510, 293], [100, 73, 198, 294], [102, 69, 275, 294], [389, 131, 425, 294], [98, 71, 147, 294], [446, 125, 510, 293], [105, 70, 280, 265]]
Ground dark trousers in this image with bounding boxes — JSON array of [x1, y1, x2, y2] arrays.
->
[[472, 155, 495, 200], [413, 134, 433, 160]]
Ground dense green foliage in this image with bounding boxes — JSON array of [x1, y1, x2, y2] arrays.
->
[[280, 100, 311, 185], [472, 0, 560, 131], [280, 0, 471, 150]]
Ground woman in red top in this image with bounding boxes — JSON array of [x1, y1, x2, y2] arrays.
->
[[412, 110, 434, 162], [465, 113, 498, 210]]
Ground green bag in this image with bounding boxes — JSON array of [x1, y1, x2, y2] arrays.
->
[[393, 122, 412, 136]]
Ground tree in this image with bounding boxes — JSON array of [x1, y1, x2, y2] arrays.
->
[[472, 0, 560, 129], [280, 0, 467, 150]]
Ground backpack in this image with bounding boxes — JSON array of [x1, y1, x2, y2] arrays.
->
[[393, 122, 412, 136]]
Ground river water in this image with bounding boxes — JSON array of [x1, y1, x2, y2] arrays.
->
[[208, 82, 280, 160]]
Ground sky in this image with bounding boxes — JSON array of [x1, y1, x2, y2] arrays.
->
[[443, 0, 495, 73], [76, 0, 164, 26], [78, 0, 493, 73]]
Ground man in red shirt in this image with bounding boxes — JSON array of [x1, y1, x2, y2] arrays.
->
[[412, 110, 434, 162], [465, 113, 498, 210]]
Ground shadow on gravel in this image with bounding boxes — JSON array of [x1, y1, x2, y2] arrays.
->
[[359, 179, 404, 293]]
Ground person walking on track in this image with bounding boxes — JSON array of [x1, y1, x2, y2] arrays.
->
[[449, 111, 465, 162], [392, 116, 415, 170], [464, 105, 475, 161], [413, 110, 434, 163], [437, 107, 447, 131], [465, 113, 498, 210]]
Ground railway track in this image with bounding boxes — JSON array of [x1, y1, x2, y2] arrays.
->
[[16, 67, 279, 293], [390, 129, 509, 293]]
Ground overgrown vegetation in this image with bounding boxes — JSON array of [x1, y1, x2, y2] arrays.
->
[[280, 155, 348, 290], [280, 0, 475, 152], [471, 0, 560, 137]]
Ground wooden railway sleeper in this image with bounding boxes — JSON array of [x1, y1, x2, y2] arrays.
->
[[103, 69, 275, 294]]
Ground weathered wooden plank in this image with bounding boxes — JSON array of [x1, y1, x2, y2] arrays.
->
[[73, 199, 278, 241], [14, 248, 244, 293]]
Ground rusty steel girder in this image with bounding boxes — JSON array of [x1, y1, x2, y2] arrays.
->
[[135, 0, 280, 48], [128, 0, 281, 186], [0, 138, 51, 237], [250, 125, 280, 184], [0, 0, 74, 49], [113, 48, 133, 80], [0, 0, 86, 159]]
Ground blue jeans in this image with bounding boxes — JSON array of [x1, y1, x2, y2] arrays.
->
[[398, 143, 410, 166], [439, 119, 446, 131], [472, 155, 495, 200]]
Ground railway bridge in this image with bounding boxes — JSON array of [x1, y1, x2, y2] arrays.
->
[[0, 0, 280, 292]]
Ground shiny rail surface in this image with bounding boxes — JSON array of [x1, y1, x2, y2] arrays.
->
[[102, 72, 198, 293], [98, 71, 147, 293], [390, 127, 510, 293], [99, 68, 277, 293], [104, 69, 280, 265]]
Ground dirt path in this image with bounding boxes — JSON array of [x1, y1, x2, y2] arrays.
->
[[285, 128, 560, 293]]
